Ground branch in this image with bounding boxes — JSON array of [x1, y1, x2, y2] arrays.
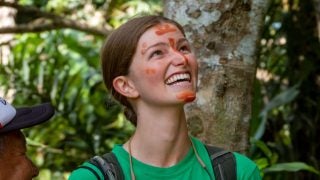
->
[[0, 23, 111, 37], [0, 1, 111, 36], [0, 1, 58, 19]]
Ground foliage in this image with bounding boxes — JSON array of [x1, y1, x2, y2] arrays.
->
[[1, 0, 319, 179], [250, 0, 320, 179]]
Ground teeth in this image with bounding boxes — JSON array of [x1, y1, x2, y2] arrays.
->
[[165, 73, 190, 84]]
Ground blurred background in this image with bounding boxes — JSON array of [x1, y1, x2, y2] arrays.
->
[[0, 0, 319, 179]]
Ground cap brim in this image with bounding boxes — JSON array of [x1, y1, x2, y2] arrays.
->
[[0, 103, 54, 134]]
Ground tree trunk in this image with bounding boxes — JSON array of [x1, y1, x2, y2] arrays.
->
[[164, 0, 269, 152]]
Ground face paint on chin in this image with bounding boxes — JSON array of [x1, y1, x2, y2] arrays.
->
[[155, 24, 177, 35], [176, 90, 196, 102]]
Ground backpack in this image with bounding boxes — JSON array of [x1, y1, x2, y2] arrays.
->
[[78, 145, 236, 180]]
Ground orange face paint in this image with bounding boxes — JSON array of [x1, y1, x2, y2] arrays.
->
[[176, 90, 196, 102], [145, 68, 156, 75], [168, 38, 189, 64], [141, 42, 147, 55], [155, 24, 177, 35], [169, 38, 175, 48]]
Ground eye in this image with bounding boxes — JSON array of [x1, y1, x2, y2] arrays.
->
[[179, 45, 191, 54], [149, 50, 164, 59]]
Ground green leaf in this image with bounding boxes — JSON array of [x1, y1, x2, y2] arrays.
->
[[255, 158, 269, 170], [264, 162, 320, 175], [253, 139, 272, 158], [253, 84, 300, 140], [260, 84, 300, 116]]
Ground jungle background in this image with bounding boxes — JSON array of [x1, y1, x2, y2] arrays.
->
[[0, 0, 319, 179]]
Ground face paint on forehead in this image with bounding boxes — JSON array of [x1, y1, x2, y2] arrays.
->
[[155, 23, 177, 36], [176, 90, 196, 103]]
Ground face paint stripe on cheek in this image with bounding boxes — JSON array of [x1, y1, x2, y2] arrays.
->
[[145, 68, 156, 75]]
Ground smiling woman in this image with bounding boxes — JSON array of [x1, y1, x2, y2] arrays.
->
[[69, 15, 261, 180], [100, 15, 190, 126]]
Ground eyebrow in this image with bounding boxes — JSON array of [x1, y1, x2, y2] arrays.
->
[[143, 38, 189, 52], [177, 38, 189, 46]]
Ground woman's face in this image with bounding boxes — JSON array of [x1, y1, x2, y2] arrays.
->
[[127, 23, 198, 107]]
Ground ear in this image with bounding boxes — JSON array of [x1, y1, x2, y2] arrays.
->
[[113, 76, 139, 98]]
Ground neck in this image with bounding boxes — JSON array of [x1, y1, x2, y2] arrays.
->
[[124, 105, 191, 167]]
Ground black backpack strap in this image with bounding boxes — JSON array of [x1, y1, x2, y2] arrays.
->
[[88, 152, 124, 180], [205, 145, 236, 180]]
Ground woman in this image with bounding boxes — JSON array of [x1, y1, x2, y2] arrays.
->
[[69, 15, 260, 180]]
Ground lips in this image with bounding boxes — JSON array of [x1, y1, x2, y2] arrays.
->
[[165, 72, 191, 85]]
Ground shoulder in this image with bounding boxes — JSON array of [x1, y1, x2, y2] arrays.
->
[[233, 152, 261, 180], [68, 162, 104, 180]]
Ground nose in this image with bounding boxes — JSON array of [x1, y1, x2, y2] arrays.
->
[[171, 50, 189, 66]]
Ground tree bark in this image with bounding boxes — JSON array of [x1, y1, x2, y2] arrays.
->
[[164, 0, 269, 152]]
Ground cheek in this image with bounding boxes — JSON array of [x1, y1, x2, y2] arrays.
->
[[144, 67, 162, 85], [187, 54, 197, 65], [145, 68, 156, 75], [188, 55, 198, 73]]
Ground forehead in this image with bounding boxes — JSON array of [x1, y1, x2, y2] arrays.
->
[[139, 23, 185, 43]]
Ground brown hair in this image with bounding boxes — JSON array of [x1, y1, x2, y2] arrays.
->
[[101, 15, 186, 125]]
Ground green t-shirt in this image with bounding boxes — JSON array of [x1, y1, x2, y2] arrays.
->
[[69, 137, 261, 180]]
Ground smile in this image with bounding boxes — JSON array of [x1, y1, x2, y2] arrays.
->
[[165, 73, 191, 85]]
